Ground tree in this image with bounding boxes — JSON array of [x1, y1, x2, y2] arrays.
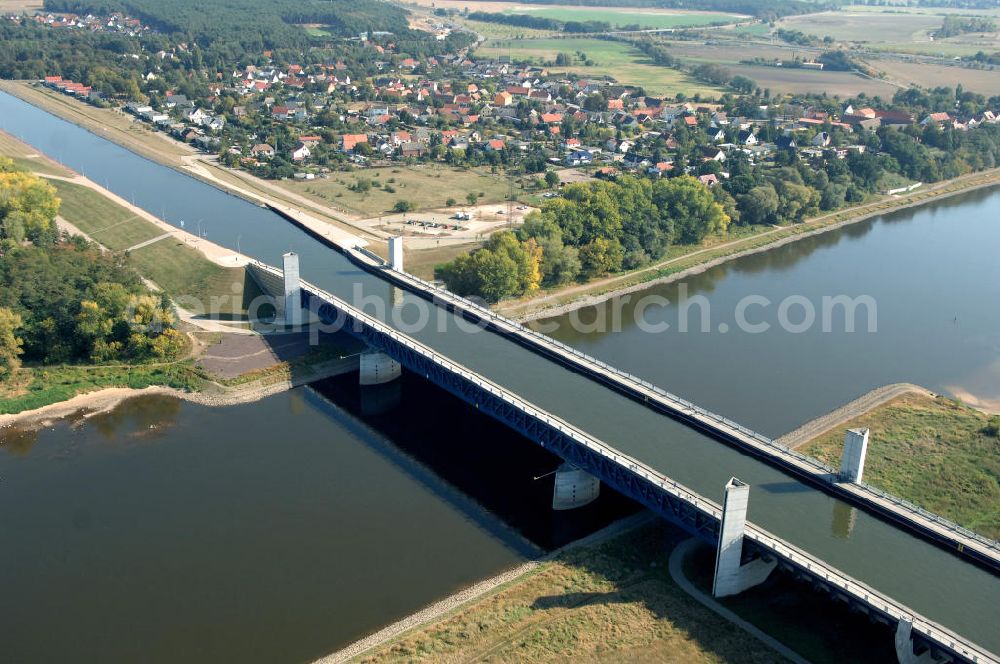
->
[[466, 192, 478, 205], [579, 237, 624, 278], [544, 170, 560, 188], [652, 175, 729, 244], [392, 200, 413, 213], [738, 185, 779, 225], [0, 307, 23, 379], [446, 197, 457, 207]]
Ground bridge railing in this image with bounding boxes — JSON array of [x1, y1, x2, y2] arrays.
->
[[373, 260, 1000, 557], [286, 263, 995, 663]]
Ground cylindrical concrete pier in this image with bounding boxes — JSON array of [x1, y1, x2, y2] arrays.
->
[[359, 350, 402, 386], [551, 462, 600, 510]]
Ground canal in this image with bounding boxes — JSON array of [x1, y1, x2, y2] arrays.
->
[[1, 90, 998, 657]]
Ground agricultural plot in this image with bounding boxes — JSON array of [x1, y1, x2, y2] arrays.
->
[[483, 37, 723, 97], [777, 11, 943, 44], [727, 63, 899, 97], [661, 39, 898, 97], [0, 0, 42, 11], [503, 7, 744, 30], [870, 59, 1000, 95]]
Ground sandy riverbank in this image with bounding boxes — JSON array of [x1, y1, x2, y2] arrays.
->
[[0, 357, 357, 430], [504, 170, 1000, 322]]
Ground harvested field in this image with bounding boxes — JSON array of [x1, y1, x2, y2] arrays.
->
[[778, 11, 942, 44], [872, 59, 1000, 95], [725, 64, 899, 97], [0, 0, 41, 11]]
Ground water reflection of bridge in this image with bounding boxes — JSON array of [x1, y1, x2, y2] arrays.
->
[[249, 256, 998, 664]]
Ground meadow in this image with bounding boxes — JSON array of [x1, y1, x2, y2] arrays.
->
[[276, 164, 513, 218], [483, 37, 723, 97], [803, 393, 1000, 540]]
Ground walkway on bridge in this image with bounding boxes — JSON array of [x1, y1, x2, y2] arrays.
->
[[296, 251, 1000, 656]]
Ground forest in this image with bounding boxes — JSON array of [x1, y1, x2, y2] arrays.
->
[[43, 0, 412, 50], [0, 158, 184, 377]]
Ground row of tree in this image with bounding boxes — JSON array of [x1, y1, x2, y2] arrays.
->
[[437, 175, 729, 301], [0, 158, 184, 377]]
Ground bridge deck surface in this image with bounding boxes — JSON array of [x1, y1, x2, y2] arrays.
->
[[306, 256, 1000, 654]]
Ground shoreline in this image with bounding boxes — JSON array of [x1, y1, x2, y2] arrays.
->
[[505, 171, 1000, 322], [777, 382, 937, 449], [5, 79, 1000, 325], [314, 511, 655, 664], [0, 357, 358, 431], [0, 81, 380, 245]]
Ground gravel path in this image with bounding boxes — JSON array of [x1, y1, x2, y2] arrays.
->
[[777, 383, 935, 450]]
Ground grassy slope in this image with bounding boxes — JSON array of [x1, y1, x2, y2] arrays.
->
[[0, 131, 73, 177], [361, 524, 788, 663], [47, 178, 246, 315], [802, 393, 1000, 540]]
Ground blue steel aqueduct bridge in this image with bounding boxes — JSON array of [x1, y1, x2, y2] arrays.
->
[[248, 248, 1000, 664], [1, 89, 995, 663]]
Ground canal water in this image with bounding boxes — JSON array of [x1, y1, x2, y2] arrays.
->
[[539, 187, 1000, 437], [2, 91, 999, 657]]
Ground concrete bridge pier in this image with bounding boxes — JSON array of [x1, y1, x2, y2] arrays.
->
[[359, 349, 402, 386], [895, 618, 942, 664], [839, 428, 870, 483], [551, 462, 600, 510], [388, 236, 404, 272], [712, 478, 776, 598], [282, 251, 303, 326]]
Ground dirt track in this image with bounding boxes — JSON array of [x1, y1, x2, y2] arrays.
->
[[777, 383, 935, 449]]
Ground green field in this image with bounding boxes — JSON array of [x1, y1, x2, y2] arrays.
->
[[49, 179, 247, 315], [482, 37, 723, 97], [803, 393, 1000, 540], [504, 7, 743, 30], [278, 164, 515, 218]]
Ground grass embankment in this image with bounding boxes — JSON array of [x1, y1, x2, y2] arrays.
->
[[0, 80, 191, 168], [49, 179, 249, 316], [500, 168, 1000, 320], [0, 130, 73, 176], [359, 523, 787, 663], [802, 393, 1000, 540]]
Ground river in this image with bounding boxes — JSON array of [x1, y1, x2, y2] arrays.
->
[[539, 186, 1000, 437], [1, 90, 999, 658]]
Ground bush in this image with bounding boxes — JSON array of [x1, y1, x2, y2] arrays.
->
[[984, 416, 1000, 438], [392, 200, 413, 213]]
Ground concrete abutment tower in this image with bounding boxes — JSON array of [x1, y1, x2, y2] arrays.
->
[[712, 477, 776, 598], [839, 427, 869, 483], [282, 251, 303, 326]]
